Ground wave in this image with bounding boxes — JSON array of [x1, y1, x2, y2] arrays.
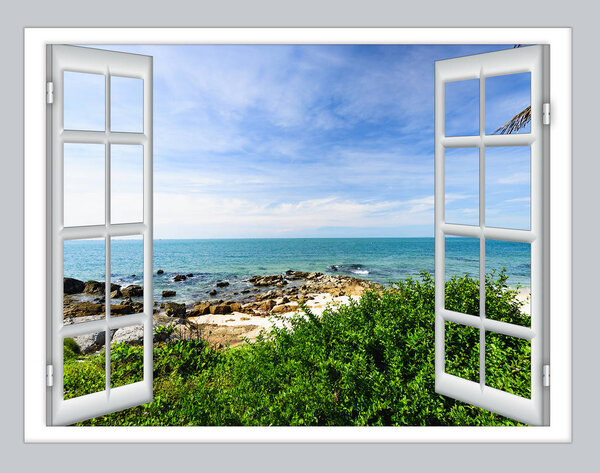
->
[[352, 269, 369, 275]]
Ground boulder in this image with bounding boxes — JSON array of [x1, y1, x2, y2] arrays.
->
[[272, 303, 297, 314], [258, 299, 276, 311], [63, 301, 104, 318], [111, 325, 144, 345], [228, 302, 242, 312], [110, 288, 122, 298], [83, 280, 121, 296], [173, 274, 187, 282], [209, 289, 217, 296], [216, 281, 230, 288], [250, 274, 286, 287], [74, 331, 106, 354], [186, 273, 194, 278], [157, 269, 164, 274], [162, 290, 176, 298], [110, 304, 135, 315], [165, 302, 186, 317], [64, 277, 84, 294], [121, 285, 143, 298], [209, 304, 232, 315], [188, 301, 211, 316]]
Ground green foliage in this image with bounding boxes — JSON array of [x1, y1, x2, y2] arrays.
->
[[63, 337, 80, 360], [69, 271, 530, 426]]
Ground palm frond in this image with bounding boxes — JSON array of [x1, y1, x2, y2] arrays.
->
[[494, 105, 531, 135]]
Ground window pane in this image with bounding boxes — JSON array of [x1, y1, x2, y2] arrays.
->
[[445, 236, 479, 317], [485, 239, 531, 325], [485, 146, 530, 230], [110, 324, 144, 388], [485, 72, 531, 135], [110, 76, 144, 133], [485, 332, 531, 399], [63, 334, 106, 400], [445, 147, 479, 226], [64, 143, 105, 227], [63, 71, 105, 131], [445, 79, 479, 137], [111, 236, 144, 317], [445, 321, 479, 383], [63, 238, 106, 325], [111, 145, 144, 224]]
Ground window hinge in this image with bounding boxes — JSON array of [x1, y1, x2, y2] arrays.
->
[[46, 365, 54, 387], [46, 82, 54, 104], [542, 103, 550, 125], [543, 364, 550, 387]]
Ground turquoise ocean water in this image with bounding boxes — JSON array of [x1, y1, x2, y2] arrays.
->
[[64, 237, 531, 304]]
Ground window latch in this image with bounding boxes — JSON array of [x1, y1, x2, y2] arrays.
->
[[543, 103, 550, 125], [46, 365, 54, 387], [46, 82, 54, 104], [543, 364, 550, 387]]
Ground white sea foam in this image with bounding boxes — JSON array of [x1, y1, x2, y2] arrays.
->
[[352, 270, 369, 275]]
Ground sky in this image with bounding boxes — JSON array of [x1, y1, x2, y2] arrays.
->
[[64, 44, 532, 238]]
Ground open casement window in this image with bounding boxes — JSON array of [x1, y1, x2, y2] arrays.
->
[[434, 45, 550, 425], [47, 45, 153, 425]]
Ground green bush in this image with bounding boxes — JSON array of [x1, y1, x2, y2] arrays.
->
[[70, 272, 531, 426]]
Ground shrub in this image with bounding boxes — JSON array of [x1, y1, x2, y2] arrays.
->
[[72, 271, 530, 426]]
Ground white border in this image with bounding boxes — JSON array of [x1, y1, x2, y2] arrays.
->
[[24, 27, 572, 443]]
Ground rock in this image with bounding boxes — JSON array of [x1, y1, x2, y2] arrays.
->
[[64, 277, 84, 294], [216, 281, 230, 288], [121, 285, 143, 298], [83, 280, 121, 296], [255, 289, 278, 302], [74, 331, 106, 354], [162, 290, 176, 298], [110, 304, 135, 315], [110, 289, 122, 298], [165, 302, 186, 317], [209, 304, 232, 315], [307, 272, 323, 280], [63, 302, 104, 318], [186, 273, 194, 278], [209, 289, 217, 296], [271, 303, 295, 314], [157, 269, 164, 274], [229, 302, 242, 312], [258, 299, 276, 311], [285, 270, 310, 280], [276, 281, 287, 288], [188, 301, 211, 316], [174, 274, 187, 282], [250, 274, 286, 287], [111, 325, 144, 345]]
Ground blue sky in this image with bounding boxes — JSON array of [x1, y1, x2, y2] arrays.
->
[[66, 44, 532, 238]]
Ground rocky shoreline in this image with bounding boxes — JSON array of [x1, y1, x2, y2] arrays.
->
[[63, 271, 380, 353]]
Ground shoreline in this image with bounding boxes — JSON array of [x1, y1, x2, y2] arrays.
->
[[63, 271, 531, 352]]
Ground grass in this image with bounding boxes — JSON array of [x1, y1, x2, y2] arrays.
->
[[64, 271, 531, 426]]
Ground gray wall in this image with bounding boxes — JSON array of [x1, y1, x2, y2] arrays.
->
[[1, 1, 595, 471]]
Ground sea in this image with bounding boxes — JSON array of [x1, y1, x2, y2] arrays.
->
[[63, 237, 531, 304]]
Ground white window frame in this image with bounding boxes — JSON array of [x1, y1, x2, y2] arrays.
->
[[24, 27, 571, 442], [48, 45, 154, 425], [434, 45, 548, 425]]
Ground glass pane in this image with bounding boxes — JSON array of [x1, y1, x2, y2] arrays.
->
[[64, 143, 105, 227], [63, 238, 106, 324], [485, 72, 531, 135], [445, 79, 479, 137], [485, 239, 531, 325], [63, 71, 105, 131], [111, 145, 144, 224], [445, 321, 479, 382], [485, 146, 531, 230], [63, 334, 106, 400], [445, 236, 479, 317], [110, 76, 144, 133], [485, 332, 531, 399], [445, 147, 479, 226], [111, 236, 144, 317], [110, 324, 144, 388]]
